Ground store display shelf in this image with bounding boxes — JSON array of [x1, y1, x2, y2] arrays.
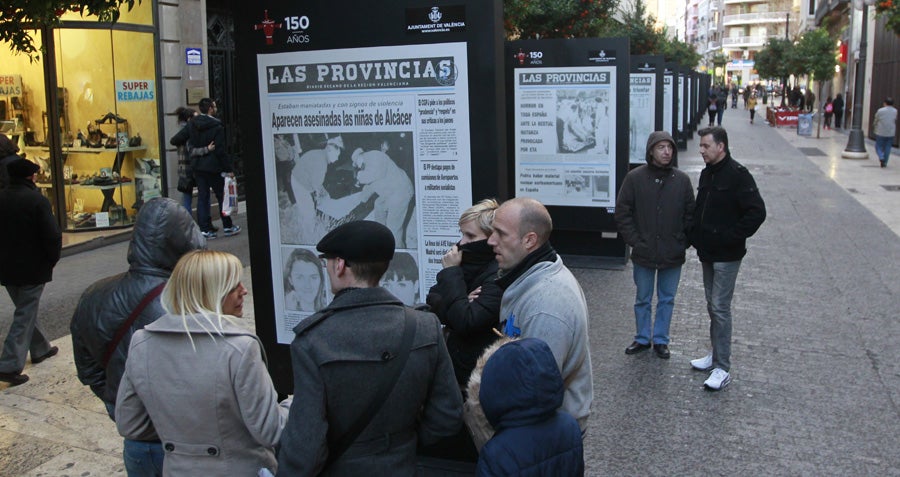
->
[[23, 145, 147, 154], [73, 182, 134, 190]]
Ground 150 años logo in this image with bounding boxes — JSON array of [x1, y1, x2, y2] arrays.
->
[[254, 9, 311, 46]]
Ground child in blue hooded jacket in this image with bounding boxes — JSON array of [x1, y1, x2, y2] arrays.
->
[[476, 338, 584, 476]]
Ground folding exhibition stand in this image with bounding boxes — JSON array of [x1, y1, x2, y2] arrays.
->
[[233, 1, 506, 393], [505, 38, 630, 268]]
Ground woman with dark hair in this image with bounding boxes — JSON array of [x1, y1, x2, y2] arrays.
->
[[116, 250, 290, 476], [283, 248, 326, 312]]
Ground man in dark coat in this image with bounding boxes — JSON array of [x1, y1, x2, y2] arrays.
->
[[187, 97, 240, 239], [0, 158, 62, 386], [70, 197, 206, 474], [616, 131, 695, 360], [278, 221, 463, 476], [690, 127, 766, 391]]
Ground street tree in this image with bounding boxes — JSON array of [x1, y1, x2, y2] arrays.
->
[[504, 0, 618, 39], [795, 28, 837, 137], [1, 1, 139, 59], [603, 0, 700, 68], [754, 38, 797, 106], [607, 0, 664, 54]]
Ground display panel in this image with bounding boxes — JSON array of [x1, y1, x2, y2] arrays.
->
[[512, 66, 617, 208], [257, 42, 472, 344]]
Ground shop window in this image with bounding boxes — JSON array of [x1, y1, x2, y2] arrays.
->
[[1, 32, 59, 216], [45, 27, 160, 230]]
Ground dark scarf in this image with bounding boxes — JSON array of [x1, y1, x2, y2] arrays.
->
[[495, 241, 557, 290], [458, 239, 496, 283]]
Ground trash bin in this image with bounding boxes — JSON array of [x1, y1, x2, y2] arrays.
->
[[797, 113, 813, 136]]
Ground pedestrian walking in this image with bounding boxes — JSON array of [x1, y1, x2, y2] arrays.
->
[[832, 93, 845, 129], [730, 85, 738, 109], [70, 197, 206, 475], [188, 98, 241, 239], [716, 89, 727, 126], [169, 107, 214, 216], [748, 93, 758, 124], [823, 97, 834, 130], [115, 250, 290, 476], [707, 92, 718, 127], [616, 131, 694, 360], [873, 97, 897, 168], [277, 221, 463, 476], [690, 127, 766, 391], [0, 158, 62, 386], [489, 197, 593, 432]]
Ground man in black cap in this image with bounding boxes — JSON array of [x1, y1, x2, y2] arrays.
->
[[0, 158, 62, 386], [278, 220, 462, 476]]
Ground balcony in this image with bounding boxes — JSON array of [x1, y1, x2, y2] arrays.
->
[[723, 11, 789, 26], [721, 35, 771, 48], [724, 0, 767, 4]]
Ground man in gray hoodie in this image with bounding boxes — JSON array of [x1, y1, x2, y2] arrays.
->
[[616, 131, 695, 359], [488, 197, 592, 433]]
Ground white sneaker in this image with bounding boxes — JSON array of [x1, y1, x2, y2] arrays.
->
[[704, 368, 731, 391], [691, 353, 713, 371]]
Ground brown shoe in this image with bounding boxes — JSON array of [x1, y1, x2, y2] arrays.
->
[[0, 372, 29, 386], [32, 346, 59, 364]]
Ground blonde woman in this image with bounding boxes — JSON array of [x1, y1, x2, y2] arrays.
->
[[115, 250, 290, 476]]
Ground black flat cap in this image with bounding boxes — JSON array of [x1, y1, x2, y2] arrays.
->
[[7, 158, 40, 178], [317, 220, 395, 263]]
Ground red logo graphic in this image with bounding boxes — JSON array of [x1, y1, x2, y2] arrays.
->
[[253, 10, 283, 45]]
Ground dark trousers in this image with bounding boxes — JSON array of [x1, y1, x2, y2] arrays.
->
[[195, 170, 233, 232], [0, 284, 52, 374]]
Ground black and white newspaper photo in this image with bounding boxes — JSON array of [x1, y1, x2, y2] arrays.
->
[[663, 72, 674, 134], [257, 43, 472, 343], [513, 66, 617, 208], [629, 73, 656, 164]]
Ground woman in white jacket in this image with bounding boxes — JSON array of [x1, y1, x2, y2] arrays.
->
[[116, 250, 290, 476]]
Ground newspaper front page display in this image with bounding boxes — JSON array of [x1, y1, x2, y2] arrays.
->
[[629, 73, 656, 164], [257, 43, 472, 344], [513, 66, 617, 208], [678, 74, 685, 133], [663, 73, 673, 135]]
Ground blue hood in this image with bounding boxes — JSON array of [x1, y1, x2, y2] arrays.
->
[[479, 338, 564, 430]]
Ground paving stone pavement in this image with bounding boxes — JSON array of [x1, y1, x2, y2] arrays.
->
[[1, 108, 899, 475]]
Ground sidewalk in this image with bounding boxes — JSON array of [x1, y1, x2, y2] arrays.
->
[[1, 113, 899, 475]]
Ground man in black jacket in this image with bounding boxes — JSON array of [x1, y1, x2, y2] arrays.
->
[[0, 159, 62, 386], [188, 98, 240, 239], [689, 127, 766, 391], [616, 131, 695, 360]]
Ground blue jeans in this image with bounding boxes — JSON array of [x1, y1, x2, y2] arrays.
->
[[181, 191, 193, 214], [716, 107, 725, 125], [633, 264, 682, 345], [701, 260, 742, 372], [194, 170, 233, 232], [875, 135, 893, 164], [105, 403, 164, 476]]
